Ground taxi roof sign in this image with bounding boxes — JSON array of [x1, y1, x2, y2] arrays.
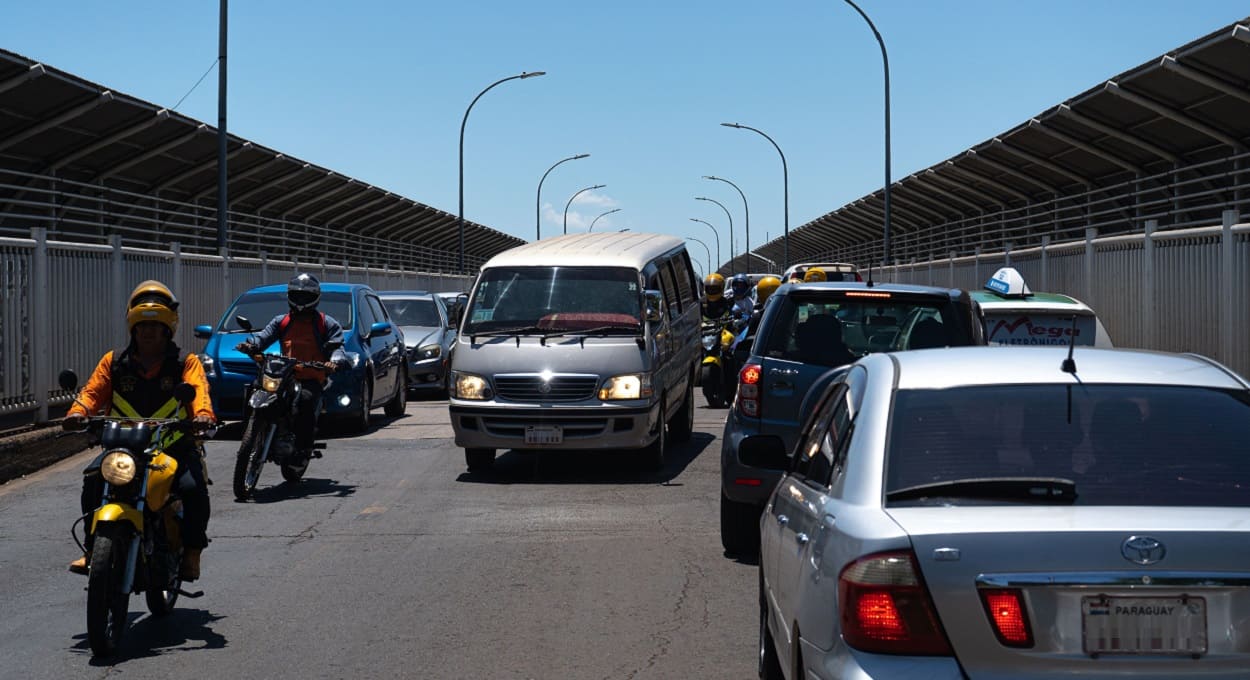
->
[[985, 266, 1032, 297]]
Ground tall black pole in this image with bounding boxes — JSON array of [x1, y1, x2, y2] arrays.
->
[[689, 218, 720, 269], [720, 123, 787, 268], [843, 0, 891, 266], [696, 196, 734, 275], [536, 153, 588, 241], [458, 71, 545, 275], [705, 175, 749, 272], [216, 0, 228, 253]]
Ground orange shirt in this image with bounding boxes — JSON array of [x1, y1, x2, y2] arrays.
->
[[68, 350, 215, 421], [281, 314, 329, 382]]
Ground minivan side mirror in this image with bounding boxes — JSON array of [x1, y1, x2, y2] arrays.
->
[[194, 324, 213, 339], [737, 435, 790, 470], [644, 290, 664, 323]]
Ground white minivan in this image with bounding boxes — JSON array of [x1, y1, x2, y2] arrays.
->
[[448, 232, 702, 472]]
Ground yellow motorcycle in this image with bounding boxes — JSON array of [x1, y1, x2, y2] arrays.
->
[[700, 316, 741, 408], [59, 370, 209, 657]]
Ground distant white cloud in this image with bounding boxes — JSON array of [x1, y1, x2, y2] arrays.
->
[[539, 190, 621, 234]]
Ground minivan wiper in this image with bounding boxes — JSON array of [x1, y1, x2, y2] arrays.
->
[[886, 477, 1077, 504], [568, 324, 641, 336], [474, 324, 548, 337]]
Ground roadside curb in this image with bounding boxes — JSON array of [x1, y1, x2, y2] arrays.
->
[[0, 426, 91, 485]]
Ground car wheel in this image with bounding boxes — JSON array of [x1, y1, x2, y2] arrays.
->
[[641, 399, 667, 471], [384, 370, 407, 417], [721, 492, 761, 557], [759, 573, 784, 680], [465, 448, 495, 472], [352, 378, 372, 434], [668, 377, 694, 443]]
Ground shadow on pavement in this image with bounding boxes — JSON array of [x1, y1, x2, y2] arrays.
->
[[74, 607, 227, 664], [247, 477, 357, 503]]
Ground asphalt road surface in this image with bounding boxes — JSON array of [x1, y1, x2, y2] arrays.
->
[[0, 396, 756, 679]]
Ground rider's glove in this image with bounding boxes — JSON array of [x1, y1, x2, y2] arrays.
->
[[191, 414, 216, 431], [62, 414, 88, 431], [235, 341, 257, 354]]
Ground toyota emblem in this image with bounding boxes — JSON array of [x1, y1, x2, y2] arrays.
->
[[1121, 536, 1166, 565]]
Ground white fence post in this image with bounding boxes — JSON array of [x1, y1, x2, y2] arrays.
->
[[974, 247, 981, 285], [1004, 241, 1013, 266], [1143, 220, 1156, 349], [171, 242, 183, 301], [1222, 210, 1236, 367], [1040, 236, 1050, 291], [111, 234, 124, 347], [948, 251, 955, 288], [1084, 228, 1097, 303], [32, 228, 50, 423], [260, 250, 269, 284], [221, 248, 232, 313]]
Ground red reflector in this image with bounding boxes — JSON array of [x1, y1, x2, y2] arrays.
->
[[733, 478, 763, 487], [844, 290, 892, 299], [980, 589, 1033, 647], [856, 591, 907, 640]]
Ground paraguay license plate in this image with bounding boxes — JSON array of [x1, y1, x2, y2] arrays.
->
[[525, 425, 563, 445], [1082, 596, 1207, 656]]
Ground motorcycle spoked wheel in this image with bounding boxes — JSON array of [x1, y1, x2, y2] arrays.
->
[[143, 542, 181, 616], [232, 417, 272, 501], [86, 524, 131, 657]]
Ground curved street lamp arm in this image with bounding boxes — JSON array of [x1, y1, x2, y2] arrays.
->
[[685, 236, 712, 274], [704, 175, 750, 277], [695, 196, 735, 275], [688, 218, 721, 267], [536, 152, 589, 240], [564, 184, 606, 234], [843, 0, 892, 266], [588, 207, 622, 232], [720, 123, 788, 268]]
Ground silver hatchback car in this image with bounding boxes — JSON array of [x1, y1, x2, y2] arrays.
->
[[756, 346, 1250, 679]]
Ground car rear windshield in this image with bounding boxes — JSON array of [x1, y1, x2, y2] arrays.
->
[[885, 384, 1250, 507], [384, 298, 440, 327], [464, 266, 642, 333], [219, 291, 354, 331], [760, 292, 972, 366]]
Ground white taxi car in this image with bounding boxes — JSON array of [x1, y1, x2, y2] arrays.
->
[[971, 267, 1113, 347]]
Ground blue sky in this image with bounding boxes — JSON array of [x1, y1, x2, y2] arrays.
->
[[4, 1, 1248, 267]]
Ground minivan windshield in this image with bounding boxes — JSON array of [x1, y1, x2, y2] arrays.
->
[[885, 384, 1250, 507], [218, 291, 354, 332], [463, 266, 642, 334]]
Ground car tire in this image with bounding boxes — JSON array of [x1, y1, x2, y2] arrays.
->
[[641, 399, 667, 471], [351, 378, 372, 434], [465, 448, 495, 472], [384, 370, 407, 417], [668, 378, 694, 443], [759, 573, 784, 680], [721, 492, 761, 557]]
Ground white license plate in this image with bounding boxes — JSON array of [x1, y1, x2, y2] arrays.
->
[[1082, 596, 1207, 656], [525, 425, 563, 445]]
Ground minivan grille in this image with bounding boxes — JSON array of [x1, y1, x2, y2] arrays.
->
[[494, 374, 599, 402]]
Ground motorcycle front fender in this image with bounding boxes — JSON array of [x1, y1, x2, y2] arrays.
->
[[91, 504, 143, 535], [249, 390, 279, 409]]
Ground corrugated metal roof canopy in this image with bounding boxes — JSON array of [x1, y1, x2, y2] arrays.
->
[[755, 17, 1250, 266], [0, 48, 524, 261]]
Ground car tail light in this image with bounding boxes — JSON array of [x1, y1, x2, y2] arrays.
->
[[979, 589, 1033, 647], [839, 551, 952, 656], [737, 363, 762, 417]]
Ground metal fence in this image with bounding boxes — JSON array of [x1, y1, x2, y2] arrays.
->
[[1, 228, 472, 422], [882, 210, 1250, 379]]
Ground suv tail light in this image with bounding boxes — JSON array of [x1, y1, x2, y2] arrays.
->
[[839, 551, 953, 656], [737, 363, 762, 417], [979, 589, 1033, 647]]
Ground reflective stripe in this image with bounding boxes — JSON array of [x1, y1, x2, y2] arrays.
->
[[110, 392, 188, 449], [110, 393, 142, 419]]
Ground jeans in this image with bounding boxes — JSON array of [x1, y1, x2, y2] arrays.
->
[[294, 379, 324, 451]]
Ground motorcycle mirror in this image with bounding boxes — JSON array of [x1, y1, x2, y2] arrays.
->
[[236, 315, 254, 331], [174, 382, 196, 404], [57, 369, 79, 391]]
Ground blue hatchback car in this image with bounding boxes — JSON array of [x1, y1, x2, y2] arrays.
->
[[194, 282, 408, 432]]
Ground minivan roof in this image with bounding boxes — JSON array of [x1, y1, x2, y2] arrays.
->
[[481, 232, 686, 271]]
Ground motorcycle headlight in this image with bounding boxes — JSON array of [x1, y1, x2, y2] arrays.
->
[[452, 371, 492, 400], [100, 450, 137, 486], [199, 354, 216, 379], [599, 373, 653, 401], [417, 343, 441, 360], [701, 334, 718, 351], [262, 375, 282, 392]]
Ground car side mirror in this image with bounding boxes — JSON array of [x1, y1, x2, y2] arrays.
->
[[58, 369, 79, 391], [644, 290, 664, 323], [173, 382, 196, 404], [194, 324, 213, 339], [236, 316, 254, 331], [370, 321, 392, 337], [738, 435, 790, 470]]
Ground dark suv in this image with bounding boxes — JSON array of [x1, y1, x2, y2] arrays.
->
[[719, 281, 985, 555]]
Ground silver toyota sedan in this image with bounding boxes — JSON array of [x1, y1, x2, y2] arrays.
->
[[755, 346, 1250, 679]]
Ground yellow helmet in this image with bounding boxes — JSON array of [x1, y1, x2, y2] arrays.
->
[[803, 267, 827, 283], [755, 275, 782, 304], [126, 280, 179, 336], [703, 273, 725, 301]]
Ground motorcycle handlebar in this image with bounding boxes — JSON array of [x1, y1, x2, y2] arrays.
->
[[248, 352, 336, 371]]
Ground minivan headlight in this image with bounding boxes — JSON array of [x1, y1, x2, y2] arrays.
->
[[452, 371, 492, 400], [599, 373, 653, 401]]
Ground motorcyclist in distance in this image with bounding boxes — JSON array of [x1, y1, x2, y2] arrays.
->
[[728, 274, 754, 320], [235, 274, 350, 459], [65, 281, 216, 580], [700, 273, 732, 320]]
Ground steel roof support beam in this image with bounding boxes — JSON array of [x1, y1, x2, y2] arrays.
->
[[192, 153, 288, 199], [904, 177, 986, 214], [964, 149, 1061, 195], [231, 163, 311, 205], [846, 201, 920, 231], [922, 169, 1007, 207], [0, 63, 46, 97], [387, 214, 447, 243], [892, 184, 966, 221], [0, 91, 113, 154], [344, 198, 409, 231], [871, 190, 949, 223], [1054, 105, 1179, 164], [91, 124, 208, 182], [319, 192, 393, 228], [47, 109, 171, 172], [1235, 24, 1250, 44], [1160, 55, 1250, 107], [990, 138, 1090, 187], [942, 161, 1033, 202], [255, 174, 341, 214], [370, 206, 431, 238], [810, 217, 863, 246], [1104, 81, 1247, 151], [1026, 118, 1145, 176], [158, 142, 255, 194]]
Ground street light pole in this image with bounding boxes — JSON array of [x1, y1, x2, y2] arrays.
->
[[536, 153, 588, 241], [688, 218, 721, 270], [686, 236, 712, 275], [696, 196, 734, 275], [564, 184, 606, 234], [720, 122, 788, 269], [216, 0, 228, 253], [704, 175, 749, 273], [588, 207, 621, 232], [842, 0, 891, 266], [459, 70, 545, 274]]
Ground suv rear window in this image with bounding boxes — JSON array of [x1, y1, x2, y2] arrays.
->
[[760, 292, 972, 366], [885, 384, 1250, 507]]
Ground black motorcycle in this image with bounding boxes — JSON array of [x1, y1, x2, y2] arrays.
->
[[232, 351, 335, 501], [700, 315, 746, 408]]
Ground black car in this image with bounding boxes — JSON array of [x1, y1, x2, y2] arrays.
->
[[718, 281, 986, 555]]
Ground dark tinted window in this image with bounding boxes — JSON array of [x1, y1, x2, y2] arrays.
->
[[761, 292, 971, 367], [885, 384, 1250, 507], [673, 251, 697, 306], [385, 298, 442, 327], [659, 259, 681, 319], [220, 291, 354, 331], [794, 383, 853, 488], [366, 295, 388, 323], [357, 294, 377, 328]]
